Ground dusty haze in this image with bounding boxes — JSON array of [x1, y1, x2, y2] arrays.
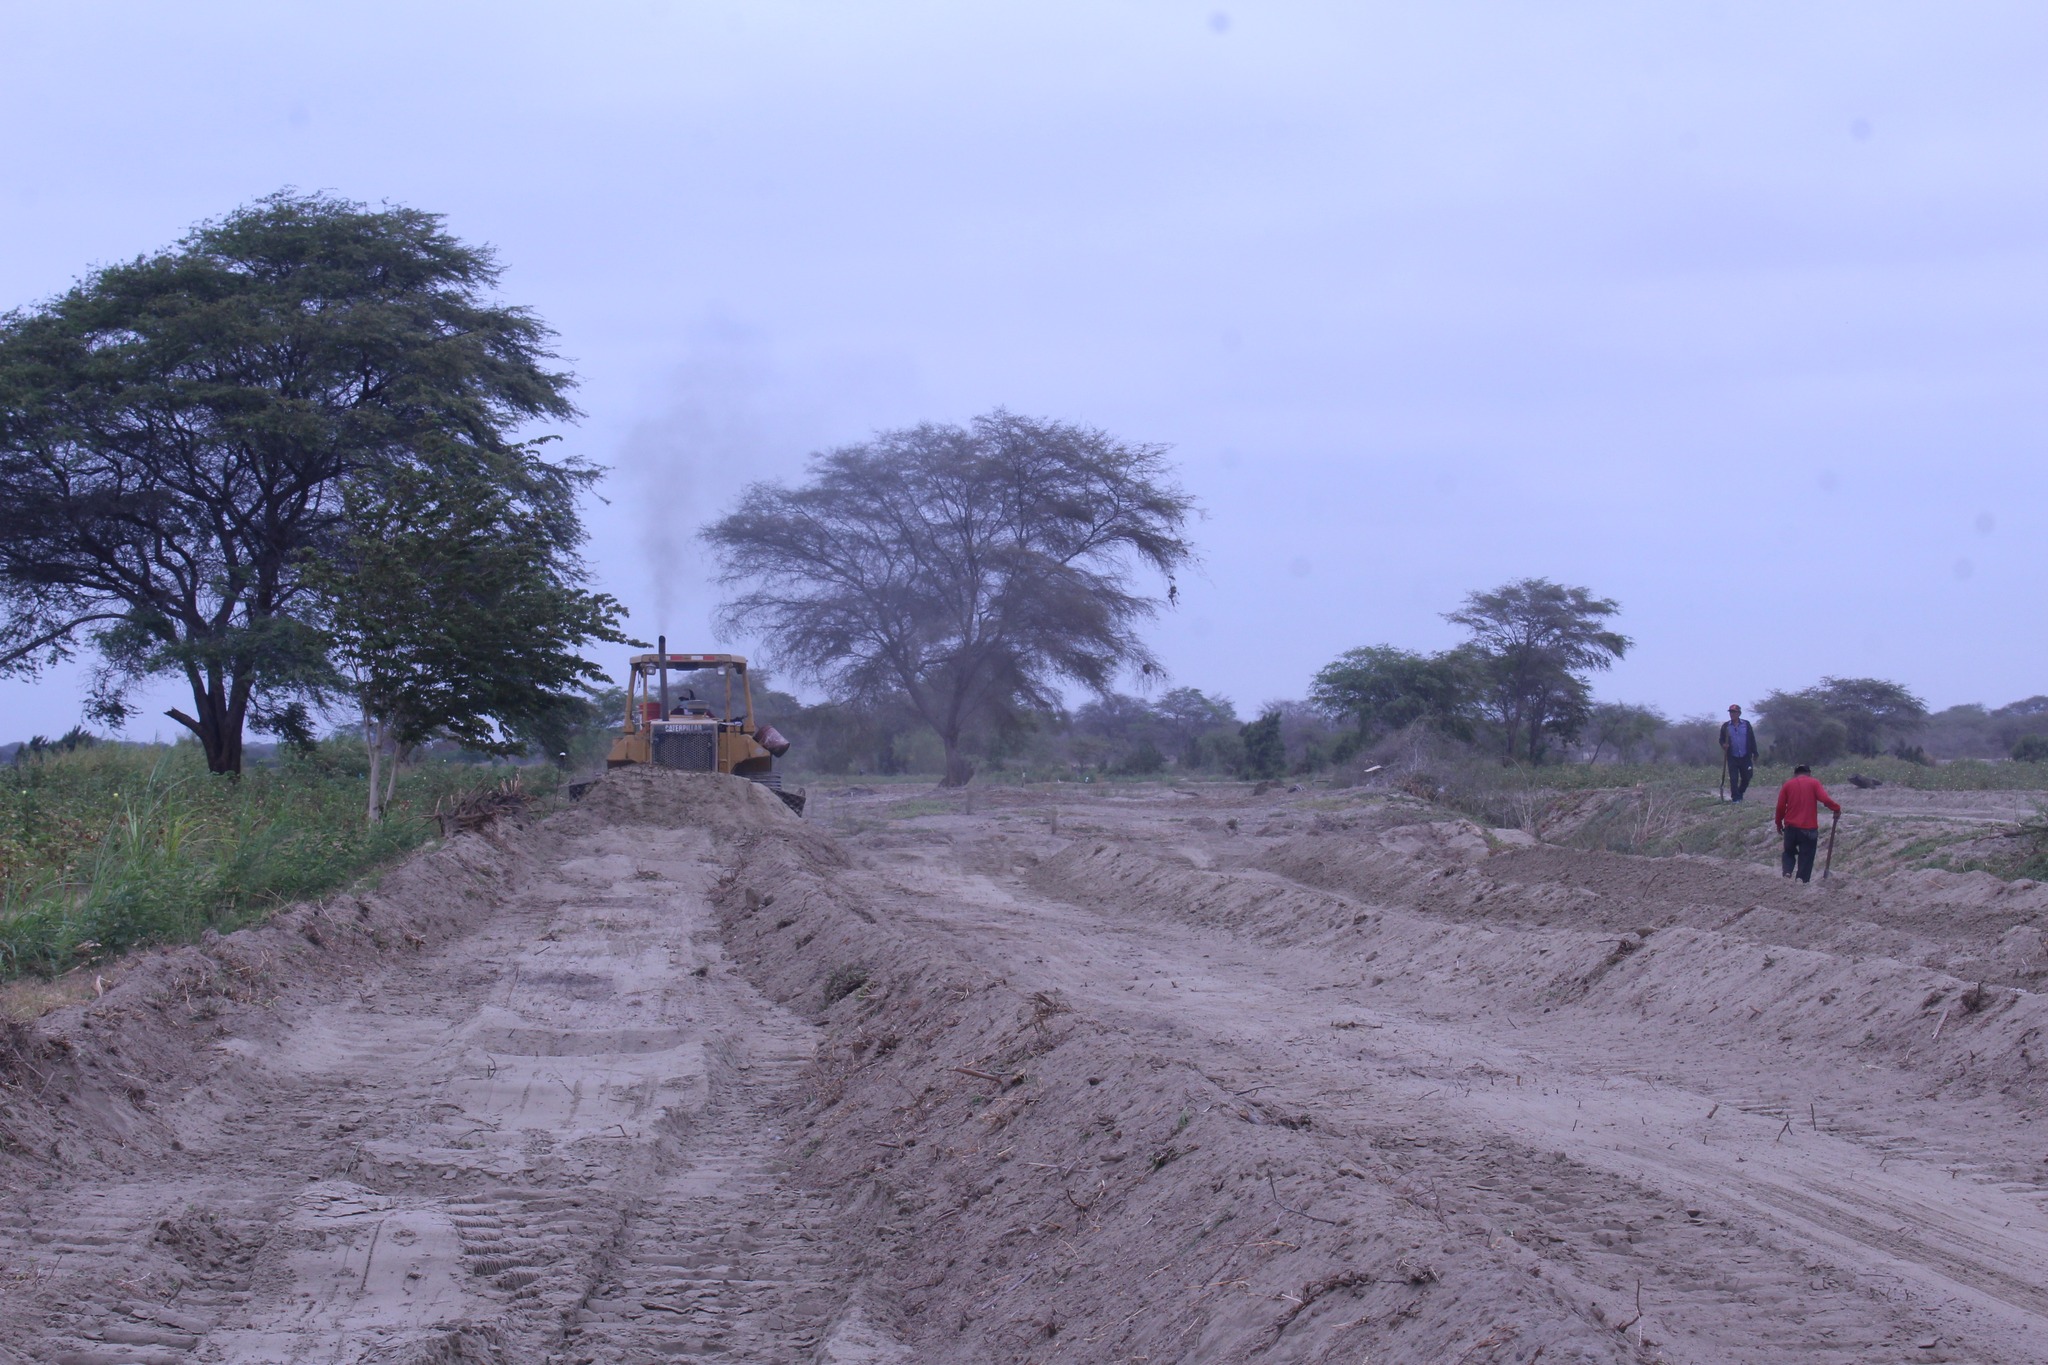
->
[[2, 2, 2043, 737]]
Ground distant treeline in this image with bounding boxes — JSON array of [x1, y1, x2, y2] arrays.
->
[[750, 681, 2048, 781], [737, 572, 2047, 779]]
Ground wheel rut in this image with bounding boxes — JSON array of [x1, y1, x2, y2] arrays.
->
[[559, 1030, 846, 1362], [0, 804, 895, 1364], [850, 814, 2048, 1363]]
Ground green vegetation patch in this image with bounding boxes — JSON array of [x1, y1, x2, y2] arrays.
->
[[884, 798, 955, 820], [823, 964, 870, 1004], [1442, 756, 2048, 808], [1, 743, 547, 980], [1412, 755, 2048, 881]]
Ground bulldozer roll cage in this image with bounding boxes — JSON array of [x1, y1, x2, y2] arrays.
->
[[604, 636, 804, 814]]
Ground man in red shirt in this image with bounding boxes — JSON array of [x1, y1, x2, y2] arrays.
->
[[1774, 764, 1843, 882]]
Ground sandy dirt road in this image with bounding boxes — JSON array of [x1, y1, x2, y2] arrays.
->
[[839, 799, 2048, 1361], [1, 777, 902, 1363], [6, 770, 2048, 1363], [731, 783, 2048, 1362]]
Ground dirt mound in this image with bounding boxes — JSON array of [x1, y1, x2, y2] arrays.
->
[[1, 799, 882, 1361], [1252, 813, 2048, 990], [0, 823, 528, 1190], [1029, 830, 2048, 1115], [14, 775, 2048, 1360], [555, 765, 796, 835], [714, 825, 1636, 1362]]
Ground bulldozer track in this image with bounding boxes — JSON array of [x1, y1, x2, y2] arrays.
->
[[0, 815, 883, 1363]]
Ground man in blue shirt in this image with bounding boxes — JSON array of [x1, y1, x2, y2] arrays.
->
[[1719, 704, 1758, 802]]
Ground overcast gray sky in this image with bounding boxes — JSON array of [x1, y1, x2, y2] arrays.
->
[[3, 2, 2044, 741]]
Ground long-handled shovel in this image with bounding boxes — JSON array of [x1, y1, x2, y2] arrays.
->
[[1821, 810, 1840, 880], [1719, 754, 1728, 802]]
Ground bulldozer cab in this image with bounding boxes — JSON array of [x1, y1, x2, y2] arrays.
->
[[640, 657, 751, 728], [605, 641, 804, 813]]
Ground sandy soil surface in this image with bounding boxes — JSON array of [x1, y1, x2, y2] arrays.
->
[[5, 771, 2047, 1363]]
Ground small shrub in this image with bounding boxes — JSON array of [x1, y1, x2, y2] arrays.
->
[[823, 963, 869, 1004], [1120, 740, 1166, 776], [10, 728, 100, 764], [2010, 806, 2048, 881], [2013, 735, 2048, 764], [1238, 711, 1285, 781]]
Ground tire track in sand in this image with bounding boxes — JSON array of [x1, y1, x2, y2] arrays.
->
[[864, 823, 2048, 1363], [3, 806, 899, 1363]]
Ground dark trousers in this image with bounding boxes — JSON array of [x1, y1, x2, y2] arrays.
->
[[1781, 825, 1819, 881], [1727, 756, 1754, 802]]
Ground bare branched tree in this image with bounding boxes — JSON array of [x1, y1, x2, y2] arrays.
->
[[702, 410, 1195, 785]]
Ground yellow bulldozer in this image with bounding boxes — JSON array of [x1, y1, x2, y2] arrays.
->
[[605, 637, 804, 814]]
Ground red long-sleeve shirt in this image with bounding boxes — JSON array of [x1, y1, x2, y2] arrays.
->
[[1775, 774, 1841, 831]]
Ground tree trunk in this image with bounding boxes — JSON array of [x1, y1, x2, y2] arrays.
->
[[166, 670, 246, 775], [365, 712, 387, 822], [940, 732, 975, 787], [366, 734, 384, 823], [904, 668, 976, 787]]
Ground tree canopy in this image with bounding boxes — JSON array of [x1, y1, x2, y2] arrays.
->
[[1583, 701, 1667, 764], [702, 410, 1196, 785], [1071, 686, 1242, 776], [0, 192, 581, 772], [307, 442, 627, 818], [1756, 677, 1927, 763], [1309, 645, 1477, 743], [1238, 709, 1286, 781], [1311, 580, 1627, 765], [1446, 578, 1629, 763], [1151, 687, 1240, 768]]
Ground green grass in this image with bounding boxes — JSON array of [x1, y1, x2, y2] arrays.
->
[[1441, 755, 2048, 797], [2016, 828, 2048, 881], [1415, 756, 2048, 833], [1556, 790, 1762, 859], [1951, 808, 2048, 881], [883, 797, 956, 819], [0, 742, 549, 980], [1388, 751, 2048, 878]]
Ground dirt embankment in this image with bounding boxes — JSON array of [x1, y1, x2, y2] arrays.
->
[[8, 772, 2048, 1363], [0, 768, 880, 1364], [751, 783, 2048, 1361], [0, 828, 525, 1192], [1242, 805, 2048, 1084], [714, 819, 1633, 1362], [1535, 779, 2048, 882]]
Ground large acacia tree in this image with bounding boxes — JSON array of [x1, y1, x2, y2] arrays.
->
[[703, 410, 1196, 785], [0, 193, 578, 772], [1446, 578, 1630, 763]]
